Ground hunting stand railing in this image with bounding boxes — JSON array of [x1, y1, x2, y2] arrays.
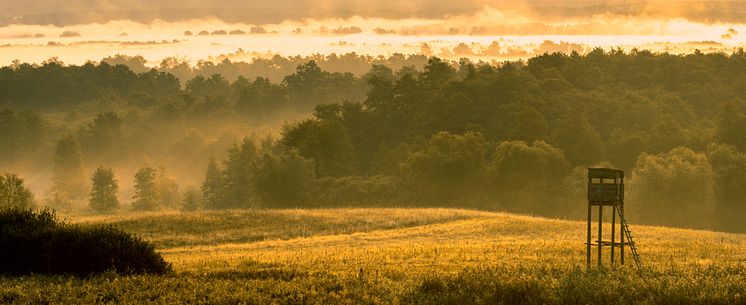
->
[[586, 168, 641, 268]]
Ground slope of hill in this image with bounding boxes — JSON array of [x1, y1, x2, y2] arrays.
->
[[84, 208, 745, 273], [1, 208, 739, 304]]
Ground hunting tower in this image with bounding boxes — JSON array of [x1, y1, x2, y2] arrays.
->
[[586, 168, 640, 268]]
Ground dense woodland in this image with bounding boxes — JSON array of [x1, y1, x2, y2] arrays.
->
[[2, 49, 746, 232]]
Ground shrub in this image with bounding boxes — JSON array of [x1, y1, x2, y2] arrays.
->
[[0, 208, 171, 276]]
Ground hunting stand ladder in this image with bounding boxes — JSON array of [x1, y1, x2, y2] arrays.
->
[[586, 168, 641, 268]]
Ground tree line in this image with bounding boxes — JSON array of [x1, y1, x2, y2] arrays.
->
[[2, 49, 746, 231]]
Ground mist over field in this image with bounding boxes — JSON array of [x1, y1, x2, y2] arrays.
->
[[3, 1, 746, 304], [1, 1, 746, 65]]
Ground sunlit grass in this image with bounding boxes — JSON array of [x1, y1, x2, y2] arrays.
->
[[3, 208, 746, 304]]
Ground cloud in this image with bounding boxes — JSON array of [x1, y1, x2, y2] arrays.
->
[[59, 30, 80, 37]]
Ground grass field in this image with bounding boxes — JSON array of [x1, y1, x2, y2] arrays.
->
[[2, 208, 746, 304]]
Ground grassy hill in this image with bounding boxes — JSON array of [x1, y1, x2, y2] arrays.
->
[[2, 208, 746, 304]]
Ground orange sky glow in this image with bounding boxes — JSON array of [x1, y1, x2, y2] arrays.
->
[[0, 5, 745, 66]]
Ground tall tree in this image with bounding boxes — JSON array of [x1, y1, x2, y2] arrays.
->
[[201, 157, 223, 209], [89, 167, 119, 212], [51, 135, 87, 204], [156, 168, 180, 208], [132, 167, 158, 211], [220, 139, 258, 208], [181, 187, 201, 211], [78, 112, 126, 163]]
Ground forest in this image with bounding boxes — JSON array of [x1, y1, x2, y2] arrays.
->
[[2, 49, 746, 232]]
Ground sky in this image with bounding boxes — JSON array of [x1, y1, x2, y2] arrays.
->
[[1, 0, 745, 65]]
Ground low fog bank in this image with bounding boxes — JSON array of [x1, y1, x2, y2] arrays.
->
[[1, 6, 744, 68]]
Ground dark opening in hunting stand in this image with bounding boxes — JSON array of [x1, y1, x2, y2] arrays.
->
[[586, 168, 641, 268]]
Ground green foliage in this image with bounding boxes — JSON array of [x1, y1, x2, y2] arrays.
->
[[0, 208, 170, 276], [202, 138, 319, 209], [488, 140, 571, 213], [4, 51, 746, 229], [282, 117, 358, 177], [201, 157, 223, 209], [89, 167, 119, 212], [132, 167, 159, 211], [219, 138, 259, 208], [0, 108, 46, 164], [707, 144, 746, 231], [253, 149, 316, 207], [51, 135, 87, 205], [548, 113, 604, 166], [0, 60, 180, 109], [156, 169, 180, 209], [78, 112, 127, 163], [180, 187, 201, 211], [0, 173, 35, 209], [628, 147, 715, 228], [316, 175, 405, 207], [716, 103, 746, 151], [399, 131, 487, 204]]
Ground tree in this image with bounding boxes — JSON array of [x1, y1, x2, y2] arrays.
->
[[51, 135, 87, 204], [181, 187, 201, 211], [132, 167, 158, 211], [201, 157, 223, 209], [549, 113, 604, 166], [0, 108, 46, 164], [707, 144, 746, 232], [715, 104, 746, 151], [156, 168, 180, 208], [78, 112, 127, 163], [0, 173, 34, 209], [504, 106, 548, 142], [216, 139, 259, 208], [253, 150, 316, 207], [399, 131, 487, 204], [627, 147, 714, 228], [282, 119, 358, 177], [89, 167, 119, 212], [488, 140, 571, 214]]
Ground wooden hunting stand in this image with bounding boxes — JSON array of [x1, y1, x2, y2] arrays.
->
[[586, 168, 640, 268]]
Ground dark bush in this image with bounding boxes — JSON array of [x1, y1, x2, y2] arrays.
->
[[0, 208, 171, 276]]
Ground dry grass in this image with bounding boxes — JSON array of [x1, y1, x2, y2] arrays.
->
[[2, 208, 746, 304]]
